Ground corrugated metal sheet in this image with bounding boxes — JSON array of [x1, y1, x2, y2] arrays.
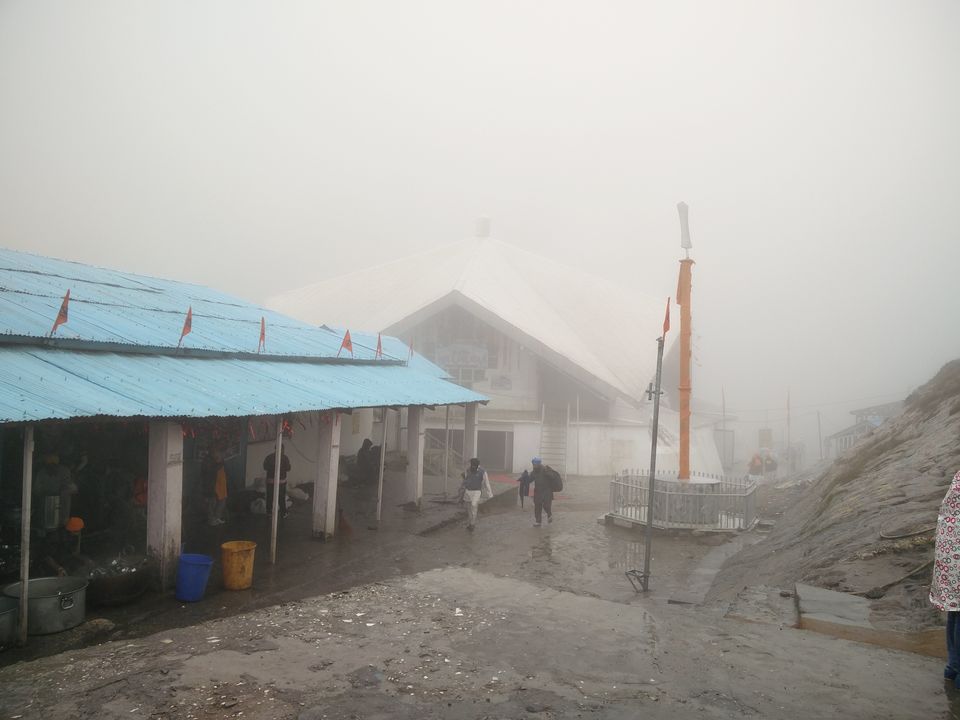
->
[[0, 348, 486, 424], [0, 248, 404, 361]]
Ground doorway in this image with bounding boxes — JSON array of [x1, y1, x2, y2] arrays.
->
[[477, 430, 513, 473]]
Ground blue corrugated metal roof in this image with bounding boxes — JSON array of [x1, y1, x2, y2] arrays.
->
[[0, 248, 402, 361], [0, 248, 488, 422], [0, 348, 486, 424]]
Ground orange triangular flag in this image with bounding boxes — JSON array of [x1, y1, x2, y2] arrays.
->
[[258, 317, 266, 353], [662, 297, 671, 336], [337, 329, 353, 358], [50, 289, 70, 336], [408, 338, 414, 360], [375, 333, 383, 359], [178, 306, 192, 346]]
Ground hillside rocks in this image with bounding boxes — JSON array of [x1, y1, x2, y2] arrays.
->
[[710, 360, 960, 632]]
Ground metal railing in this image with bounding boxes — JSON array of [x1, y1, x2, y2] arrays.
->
[[424, 433, 462, 478], [609, 470, 757, 532]]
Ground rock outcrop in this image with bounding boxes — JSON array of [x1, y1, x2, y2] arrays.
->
[[711, 360, 960, 631]]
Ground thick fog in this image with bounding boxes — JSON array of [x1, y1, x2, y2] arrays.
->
[[1, 2, 958, 456]]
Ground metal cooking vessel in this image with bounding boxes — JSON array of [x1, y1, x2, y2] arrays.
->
[[2, 577, 88, 635]]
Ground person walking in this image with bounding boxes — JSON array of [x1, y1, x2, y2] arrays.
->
[[530, 457, 561, 527], [462, 457, 492, 531], [931, 470, 960, 686], [517, 469, 533, 508]]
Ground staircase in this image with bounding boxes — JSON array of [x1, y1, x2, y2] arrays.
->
[[424, 432, 463, 480], [539, 405, 568, 477]]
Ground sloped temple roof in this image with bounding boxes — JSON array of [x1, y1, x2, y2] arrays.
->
[[267, 238, 674, 404], [0, 248, 486, 424]]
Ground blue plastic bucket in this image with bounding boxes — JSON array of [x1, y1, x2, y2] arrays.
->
[[175, 553, 214, 602]]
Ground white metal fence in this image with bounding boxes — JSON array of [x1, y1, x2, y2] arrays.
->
[[609, 469, 757, 531]]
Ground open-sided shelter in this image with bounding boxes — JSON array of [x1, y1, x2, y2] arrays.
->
[[0, 248, 486, 605]]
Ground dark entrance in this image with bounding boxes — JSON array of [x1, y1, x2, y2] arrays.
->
[[477, 430, 513, 473]]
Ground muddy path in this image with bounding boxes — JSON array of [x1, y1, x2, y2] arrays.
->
[[1, 478, 956, 718]]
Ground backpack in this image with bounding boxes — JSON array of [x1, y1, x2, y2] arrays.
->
[[545, 466, 563, 492]]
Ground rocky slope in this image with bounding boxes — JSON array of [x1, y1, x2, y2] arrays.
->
[[710, 360, 960, 632]]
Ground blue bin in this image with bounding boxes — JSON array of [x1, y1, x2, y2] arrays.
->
[[175, 553, 214, 602]]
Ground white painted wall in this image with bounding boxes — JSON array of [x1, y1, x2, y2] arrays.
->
[[512, 421, 541, 473], [340, 408, 375, 457], [565, 410, 725, 478], [244, 411, 321, 489]]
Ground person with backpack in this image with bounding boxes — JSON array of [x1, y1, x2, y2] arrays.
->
[[530, 457, 562, 527]]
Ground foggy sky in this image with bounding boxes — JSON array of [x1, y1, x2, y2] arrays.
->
[[1, 1, 958, 453]]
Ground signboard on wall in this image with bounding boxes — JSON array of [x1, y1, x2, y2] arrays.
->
[[436, 343, 488, 370]]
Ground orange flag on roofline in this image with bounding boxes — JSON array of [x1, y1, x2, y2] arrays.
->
[[178, 306, 192, 347], [337, 329, 353, 358], [258, 316, 266, 353], [662, 297, 671, 337], [375, 332, 383, 359], [408, 338, 414, 361], [50, 289, 71, 336]]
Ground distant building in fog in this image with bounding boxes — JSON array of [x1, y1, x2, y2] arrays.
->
[[268, 232, 724, 477], [825, 400, 903, 457]]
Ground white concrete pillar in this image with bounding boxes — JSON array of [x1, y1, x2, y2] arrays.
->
[[147, 421, 183, 591], [312, 411, 341, 539], [405, 405, 425, 507], [464, 402, 479, 463]]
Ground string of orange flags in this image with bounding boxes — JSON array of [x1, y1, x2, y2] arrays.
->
[[177, 306, 192, 347], [49, 289, 71, 337], [337, 329, 353, 358], [258, 316, 266, 353]]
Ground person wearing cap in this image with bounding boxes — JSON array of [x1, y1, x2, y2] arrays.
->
[[461, 457, 493, 531], [530, 457, 557, 527]]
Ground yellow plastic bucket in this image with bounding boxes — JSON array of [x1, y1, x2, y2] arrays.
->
[[220, 541, 257, 590]]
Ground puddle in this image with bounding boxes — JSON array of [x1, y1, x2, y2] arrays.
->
[[798, 615, 945, 658]]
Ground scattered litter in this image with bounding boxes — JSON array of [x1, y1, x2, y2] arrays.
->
[[161, 639, 173, 644], [454, 608, 463, 616]]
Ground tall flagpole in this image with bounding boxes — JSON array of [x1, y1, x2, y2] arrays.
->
[[676, 202, 694, 482], [641, 303, 669, 592]]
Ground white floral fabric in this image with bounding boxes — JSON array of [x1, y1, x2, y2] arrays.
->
[[931, 471, 960, 611]]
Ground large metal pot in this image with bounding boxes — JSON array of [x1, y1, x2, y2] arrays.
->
[[2, 577, 88, 635], [0, 595, 17, 646]]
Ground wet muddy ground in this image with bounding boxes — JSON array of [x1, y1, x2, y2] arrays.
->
[[0, 477, 956, 718]]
